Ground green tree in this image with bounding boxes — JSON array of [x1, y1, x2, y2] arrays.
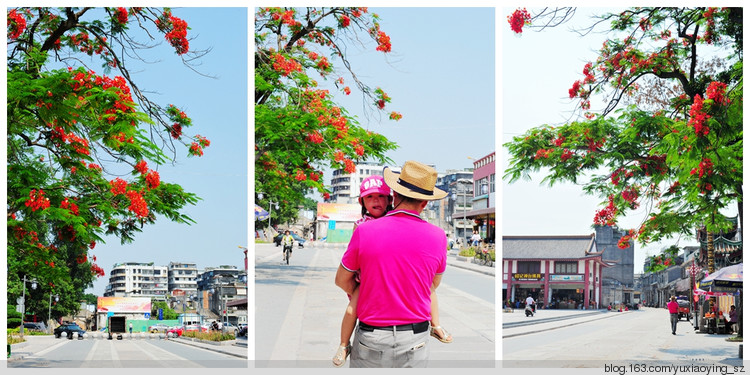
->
[[151, 300, 179, 320], [8, 7, 210, 321], [255, 7, 398, 215], [504, 8, 742, 272]]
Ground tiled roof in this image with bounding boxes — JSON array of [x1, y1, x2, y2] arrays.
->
[[502, 235, 597, 259]]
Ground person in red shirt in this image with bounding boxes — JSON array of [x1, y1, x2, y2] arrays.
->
[[667, 296, 679, 335]]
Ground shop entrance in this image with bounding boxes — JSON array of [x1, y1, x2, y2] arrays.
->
[[549, 287, 584, 309]]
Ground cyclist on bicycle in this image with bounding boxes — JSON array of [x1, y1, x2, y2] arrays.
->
[[281, 230, 294, 261]]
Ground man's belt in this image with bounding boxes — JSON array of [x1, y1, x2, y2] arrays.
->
[[358, 321, 429, 333]]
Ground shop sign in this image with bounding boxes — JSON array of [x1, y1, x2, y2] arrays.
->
[[550, 274, 584, 282], [513, 273, 542, 281]]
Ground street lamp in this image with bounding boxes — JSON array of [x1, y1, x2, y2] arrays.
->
[[257, 192, 279, 228], [19, 275, 38, 339], [48, 293, 59, 334]]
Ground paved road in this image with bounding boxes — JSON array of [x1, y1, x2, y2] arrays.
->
[[503, 307, 743, 368], [254, 242, 496, 368], [7, 334, 247, 368]]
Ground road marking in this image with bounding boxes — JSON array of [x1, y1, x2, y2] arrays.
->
[[30, 339, 69, 357], [83, 339, 100, 362]]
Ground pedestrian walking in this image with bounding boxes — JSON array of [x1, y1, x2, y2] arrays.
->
[[335, 160, 449, 368], [667, 296, 679, 335], [129, 322, 133, 334]]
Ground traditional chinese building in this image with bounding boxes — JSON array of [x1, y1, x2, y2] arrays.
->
[[502, 234, 610, 309]]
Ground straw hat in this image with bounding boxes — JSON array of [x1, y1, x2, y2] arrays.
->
[[383, 160, 447, 201]]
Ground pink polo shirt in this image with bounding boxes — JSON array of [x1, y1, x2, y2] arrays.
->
[[667, 300, 678, 314], [341, 209, 447, 326]]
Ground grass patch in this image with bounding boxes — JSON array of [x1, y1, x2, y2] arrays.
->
[[726, 336, 743, 342]]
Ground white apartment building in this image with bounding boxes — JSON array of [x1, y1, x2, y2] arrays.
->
[[330, 161, 386, 204], [103, 262, 169, 300], [168, 262, 199, 297]]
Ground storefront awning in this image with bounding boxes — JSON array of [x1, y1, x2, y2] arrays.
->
[[451, 207, 495, 219]]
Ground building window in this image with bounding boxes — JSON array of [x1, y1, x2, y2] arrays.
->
[[517, 261, 540, 273], [555, 262, 578, 274]]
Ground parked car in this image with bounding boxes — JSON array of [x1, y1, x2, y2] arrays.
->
[[166, 326, 184, 337], [54, 322, 85, 338], [273, 232, 305, 247], [148, 323, 172, 333], [23, 322, 47, 332], [223, 322, 239, 335]]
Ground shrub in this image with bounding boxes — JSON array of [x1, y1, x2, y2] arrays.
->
[[458, 248, 475, 257], [183, 330, 235, 342]]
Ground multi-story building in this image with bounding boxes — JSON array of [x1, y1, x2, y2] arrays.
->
[[196, 265, 247, 326], [167, 262, 199, 296], [433, 169, 474, 243], [330, 161, 386, 204], [452, 152, 496, 244], [103, 262, 169, 300]]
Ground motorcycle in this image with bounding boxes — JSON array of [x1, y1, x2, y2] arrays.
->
[[525, 305, 534, 317]]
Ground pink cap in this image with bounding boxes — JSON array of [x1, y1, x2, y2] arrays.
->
[[360, 175, 391, 198]]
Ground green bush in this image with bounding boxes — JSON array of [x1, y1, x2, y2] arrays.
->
[[458, 248, 475, 257], [183, 330, 235, 341]]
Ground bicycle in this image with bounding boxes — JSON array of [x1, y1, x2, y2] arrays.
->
[[283, 244, 292, 265]]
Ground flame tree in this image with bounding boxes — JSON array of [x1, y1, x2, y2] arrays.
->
[[504, 8, 742, 272], [255, 7, 398, 224], [7, 7, 211, 320]]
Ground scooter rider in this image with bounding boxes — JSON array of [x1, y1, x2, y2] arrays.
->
[[525, 295, 536, 314]]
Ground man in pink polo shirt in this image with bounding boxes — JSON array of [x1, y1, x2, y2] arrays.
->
[[335, 160, 448, 368]]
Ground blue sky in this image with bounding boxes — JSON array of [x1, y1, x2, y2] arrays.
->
[[316, 7, 496, 182], [79, 7, 249, 296]]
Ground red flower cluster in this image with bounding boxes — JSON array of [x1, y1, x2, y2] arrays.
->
[[568, 80, 581, 98], [126, 190, 149, 218], [339, 15, 351, 28], [273, 53, 302, 76], [25, 189, 51, 211], [389, 111, 403, 121], [617, 230, 636, 249], [110, 178, 128, 195], [705, 81, 728, 106], [693, 158, 714, 178], [189, 142, 204, 156], [171, 123, 182, 139], [639, 154, 667, 176], [702, 8, 718, 44], [375, 30, 391, 52], [145, 170, 160, 190], [621, 186, 639, 208], [7, 9, 26, 39], [594, 195, 617, 226], [306, 131, 324, 144], [507, 8, 531, 34], [334, 150, 345, 162], [344, 159, 356, 174], [91, 263, 106, 278], [295, 170, 307, 181], [534, 148, 553, 159], [560, 149, 574, 161], [195, 134, 211, 148], [317, 56, 331, 72], [60, 197, 80, 216], [156, 11, 189, 55], [688, 95, 710, 137], [114, 7, 128, 25], [134, 160, 148, 174], [343, 87, 351, 95]]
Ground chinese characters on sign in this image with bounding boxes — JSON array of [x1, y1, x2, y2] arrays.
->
[[513, 273, 542, 281]]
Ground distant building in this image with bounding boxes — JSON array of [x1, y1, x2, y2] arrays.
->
[[103, 262, 169, 300], [503, 234, 609, 309], [196, 265, 247, 326], [330, 161, 386, 204], [451, 152, 495, 243], [167, 262, 199, 297]]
